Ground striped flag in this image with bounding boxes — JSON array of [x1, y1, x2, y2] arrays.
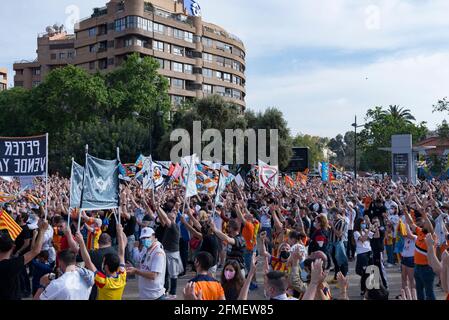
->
[[0, 210, 22, 240]]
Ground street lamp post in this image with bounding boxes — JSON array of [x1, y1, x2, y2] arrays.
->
[[351, 115, 365, 182]]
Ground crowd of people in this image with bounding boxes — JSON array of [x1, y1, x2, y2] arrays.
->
[[1, 172, 449, 301]]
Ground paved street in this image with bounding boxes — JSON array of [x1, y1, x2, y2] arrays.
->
[[123, 259, 447, 300]]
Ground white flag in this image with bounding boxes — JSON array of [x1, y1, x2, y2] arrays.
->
[[181, 154, 199, 197], [258, 160, 279, 189], [235, 174, 245, 187]]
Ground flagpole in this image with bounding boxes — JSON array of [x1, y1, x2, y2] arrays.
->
[[67, 158, 74, 228], [117, 147, 121, 226], [44, 133, 49, 221], [78, 145, 88, 232]]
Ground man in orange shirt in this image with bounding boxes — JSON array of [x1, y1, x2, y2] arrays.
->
[[236, 203, 259, 290], [404, 206, 436, 300]]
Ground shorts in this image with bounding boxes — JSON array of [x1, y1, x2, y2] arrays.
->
[[401, 256, 414, 268]]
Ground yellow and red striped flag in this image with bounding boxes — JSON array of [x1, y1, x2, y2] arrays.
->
[[284, 175, 295, 188], [0, 210, 22, 240]]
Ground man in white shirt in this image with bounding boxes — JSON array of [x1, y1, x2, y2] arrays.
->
[[34, 250, 94, 300], [128, 227, 166, 300]]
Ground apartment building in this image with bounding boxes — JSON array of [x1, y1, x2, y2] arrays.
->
[[13, 0, 246, 110], [0, 68, 7, 91]]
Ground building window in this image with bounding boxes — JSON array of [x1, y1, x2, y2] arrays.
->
[[33, 68, 41, 76], [32, 81, 41, 87], [51, 54, 56, 60], [184, 64, 193, 74], [232, 75, 241, 85], [224, 44, 232, 53], [172, 78, 184, 89], [216, 41, 225, 50], [59, 52, 65, 59], [214, 86, 225, 96], [88, 27, 97, 37], [233, 61, 240, 71], [203, 84, 212, 94], [68, 51, 74, 59], [202, 68, 212, 78], [223, 73, 231, 82], [127, 16, 138, 29], [173, 62, 183, 73], [89, 44, 97, 53], [233, 89, 241, 100], [89, 61, 95, 70], [153, 23, 164, 34], [202, 37, 213, 47], [216, 56, 225, 67], [14, 81, 24, 87], [203, 53, 213, 63], [173, 29, 184, 40], [225, 88, 233, 97], [172, 46, 184, 56], [153, 40, 164, 52], [172, 95, 185, 106], [155, 58, 164, 68], [115, 18, 126, 32], [215, 71, 222, 80], [124, 38, 133, 47], [16, 70, 23, 75], [185, 32, 193, 43], [99, 59, 108, 70]]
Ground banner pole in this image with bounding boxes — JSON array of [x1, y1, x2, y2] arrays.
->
[[67, 158, 74, 228], [182, 155, 194, 215], [78, 145, 88, 232], [117, 147, 121, 226], [44, 133, 49, 221]]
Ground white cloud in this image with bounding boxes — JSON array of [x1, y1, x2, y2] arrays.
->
[[246, 51, 449, 137]]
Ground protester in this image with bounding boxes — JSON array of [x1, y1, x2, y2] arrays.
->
[[128, 227, 166, 300]]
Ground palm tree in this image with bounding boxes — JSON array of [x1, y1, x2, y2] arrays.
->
[[381, 105, 416, 123]]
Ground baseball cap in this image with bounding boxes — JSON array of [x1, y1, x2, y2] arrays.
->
[[140, 227, 155, 239]]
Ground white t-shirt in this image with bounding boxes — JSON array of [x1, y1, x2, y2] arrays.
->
[[40, 268, 94, 300], [134, 242, 166, 300], [353, 231, 372, 255], [42, 226, 55, 263], [346, 208, 356, 231], [402, 236, 417, 258]]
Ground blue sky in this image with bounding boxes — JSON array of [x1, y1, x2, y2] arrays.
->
[[1, 0, 449, 138]]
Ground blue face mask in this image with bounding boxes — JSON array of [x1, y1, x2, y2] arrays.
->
[[142, 239, 153, 249], [361, 223, 367, 229]]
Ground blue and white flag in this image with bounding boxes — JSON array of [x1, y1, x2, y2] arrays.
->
[[321, 162, 329, 182], [81, 154, 119, 211], [184, 0, 202, 17], [19, 176, 35, 191], [182, 154, 199, 198], [69, 160, 84, 209]]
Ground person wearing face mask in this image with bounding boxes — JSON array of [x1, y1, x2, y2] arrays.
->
[[128, 227, 166, 300], [403, 207, 436, 300], [353, 217, 373, 295], [220, 260, 245, 300]]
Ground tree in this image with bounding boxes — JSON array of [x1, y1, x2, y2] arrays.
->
[[380, 105, 416, 123], [328, 131, 358, 170], [53, 118, 150, 175], [292, 134, 328, 167], [358, 106, 427, 173], [0, 87, 33, 136], [437, 120, 449, 139], [433, 97, 449, 113]]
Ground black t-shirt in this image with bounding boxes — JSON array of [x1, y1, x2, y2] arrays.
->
[[370, 228, 386, 253], [13, 225, 32, 255], [161, 223, 180, 252], [226, 235, 246, 269], [367, 204, 387, 224], [89, 246, 118, 271], [123, 216, 137, 237], [199, 234, 219, 266], [0, 256, 25, 300], [224, 285, 240, 300]]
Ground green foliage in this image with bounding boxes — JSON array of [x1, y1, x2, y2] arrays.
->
[[433, 97, 449, 113], [358, 106, 428, 173], [327, 131, 357, 170], [437, 120, 449, 138], [292, 134, 328, 167], [157, 95, 292, 170]]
